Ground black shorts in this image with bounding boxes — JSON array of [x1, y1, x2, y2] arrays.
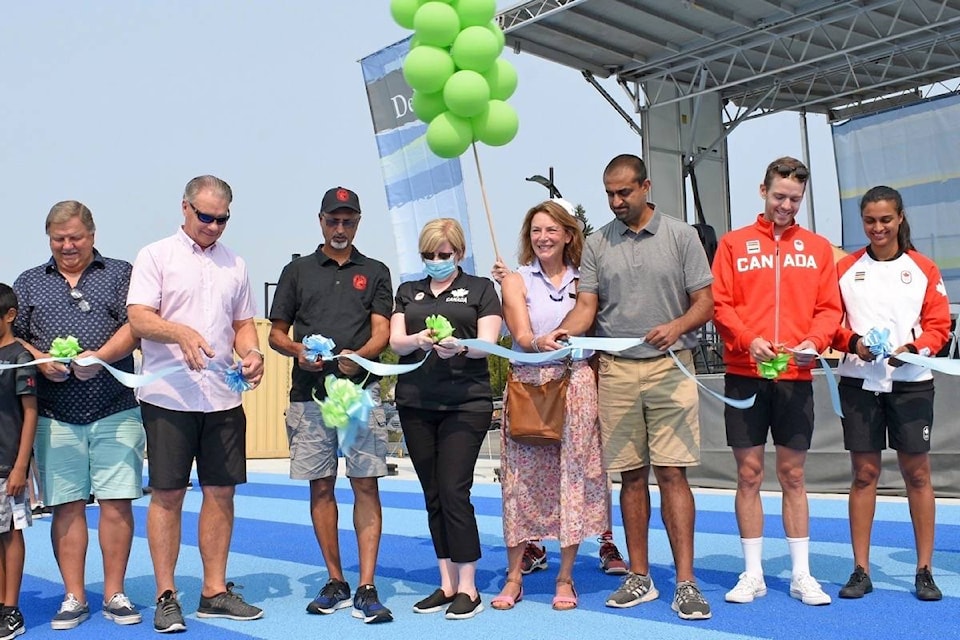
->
[[839, 377, 934, 453], [141, 402, 248, 489], [724, 374, 814, 450]]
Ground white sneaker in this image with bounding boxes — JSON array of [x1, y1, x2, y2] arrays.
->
[[790, 572, 832, 605], [725, 572, 767, 603]]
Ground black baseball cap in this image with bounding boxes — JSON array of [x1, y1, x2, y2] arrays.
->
[[320, 187, 361, 214]]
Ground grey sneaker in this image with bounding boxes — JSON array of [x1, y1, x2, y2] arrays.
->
[[102, 592, 142, 625], [154, 590, 186, 633], [50, 593, 89, 630], [197, 582, 263, 621], [605, 572, 659, 608], [0, 606, 24, 639], [672, 581, 712, 620]]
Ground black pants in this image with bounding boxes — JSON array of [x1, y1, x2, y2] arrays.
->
[[398, 406, 490, 563]]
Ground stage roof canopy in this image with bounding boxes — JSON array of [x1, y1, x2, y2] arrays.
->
[[498, 0, 960, 122]]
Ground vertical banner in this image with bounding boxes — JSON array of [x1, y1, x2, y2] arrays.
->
[[361, 37, 476, 283], [832, 92, 960, 298]]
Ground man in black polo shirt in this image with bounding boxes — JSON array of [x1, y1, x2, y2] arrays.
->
[[268, 187, 394, 624]]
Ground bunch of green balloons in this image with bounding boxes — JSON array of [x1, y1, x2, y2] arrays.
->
[[391, 0, 520, 158]]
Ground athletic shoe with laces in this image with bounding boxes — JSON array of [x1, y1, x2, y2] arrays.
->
[[351, 585, 393, 623], [520, 541, 547, 575], [50, 593, 89, 630], [605, 572, 659, 608], [725, 572, 767, 603], [839, 565, 873, 599], [307, 579, 351, 614], [0, 606, 24, 639], [915, 566, 943, 601], [598, 537, 628, 575], [196, 582, 263, 620], [102, 592, 142, 625], [154, 590, 186, 633], [672, 581, 712, 620], [790, 572, 832, 605]]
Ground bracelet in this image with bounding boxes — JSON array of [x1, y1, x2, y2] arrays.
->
[[246, 348, 265, 360], [531, 336, 540, 352]]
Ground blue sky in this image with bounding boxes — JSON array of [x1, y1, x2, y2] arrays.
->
[[2, 2, 841, 315]]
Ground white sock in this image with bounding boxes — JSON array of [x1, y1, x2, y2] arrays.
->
[[741, 537, 764, 578], [786, 536, 810, 577]]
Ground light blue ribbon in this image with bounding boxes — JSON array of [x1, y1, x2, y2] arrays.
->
[[340, 387, 377, 453], [787, 348, 844, 418], [302, 333, 432, 375], [302, 334, 336, 362], [862, 327, 894, 358], [891, 352, 960, 375], [223, 365, 254, 392], [0, 355, 182, 389]]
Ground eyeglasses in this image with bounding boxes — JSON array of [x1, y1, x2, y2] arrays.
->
[[188, 202, 230, 226], [773, 164, 810, 182], [69, 288, 91, 313], [321, 216, 359, 229], [421, 251, 454, 261]]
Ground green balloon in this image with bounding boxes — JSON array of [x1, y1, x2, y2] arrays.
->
[[414, 1, 461, 48], [454, 0, 496, 27], [486, 19, 506, 51], [390, 0, 421, 29], [443, 69, 491, 118], [482, 58, 518, 100], [471, 100, 519, 146], [427, 111, 474, 158], [450, 25, 500, 72], [412, 90, 447, 123], [402, 45, 455, 93]]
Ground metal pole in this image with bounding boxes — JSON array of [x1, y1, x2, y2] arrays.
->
[[799, 108, 816, 233]]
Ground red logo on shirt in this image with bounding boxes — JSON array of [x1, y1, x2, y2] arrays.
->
[[353, 274, 368, 291]]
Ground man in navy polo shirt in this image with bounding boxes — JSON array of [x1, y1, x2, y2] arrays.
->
[[268, 186, 394, 624]]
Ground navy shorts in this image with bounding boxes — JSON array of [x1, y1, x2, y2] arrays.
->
[[724, 374, 814, 451], [839, 377, 934, 453]]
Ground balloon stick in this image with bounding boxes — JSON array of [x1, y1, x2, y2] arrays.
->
[[471, 141, 502, 262]]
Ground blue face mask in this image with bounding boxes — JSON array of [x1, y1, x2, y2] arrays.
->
[[423, 257, 457, 280]]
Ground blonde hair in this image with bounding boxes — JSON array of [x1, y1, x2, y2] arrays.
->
[[45, 200, 95, 234], [418, 218, 466, 259], [517, 200, 584, 268]]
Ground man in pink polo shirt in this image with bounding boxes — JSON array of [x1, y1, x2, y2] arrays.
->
[[127, 175, 265, 633]]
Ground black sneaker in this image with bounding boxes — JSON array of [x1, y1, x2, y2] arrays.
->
[[351, 585, 393, 624], [0, 606, 24, 640], [839, 565, 873, 599], [306, 579, 351, 614], [154, 590, 186, 633], [444, 593, 483, 620], [413, 588, 456, 614], [915, 566, 943, 601], [196, 582, 263, 621]]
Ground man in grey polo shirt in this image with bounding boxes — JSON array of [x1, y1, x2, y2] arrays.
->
[[543, 154, 714, 620]]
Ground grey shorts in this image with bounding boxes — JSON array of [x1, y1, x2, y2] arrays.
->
[[0, 479, 31, 533], [285, 384, 389, 480]]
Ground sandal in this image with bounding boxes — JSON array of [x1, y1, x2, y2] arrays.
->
[[552, 577, 578, 611], [491, 578, 523, 610]]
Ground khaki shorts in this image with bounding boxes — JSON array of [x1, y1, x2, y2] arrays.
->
[[598, 350, 700, 472]]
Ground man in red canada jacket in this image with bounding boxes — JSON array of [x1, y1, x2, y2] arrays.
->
[[711, 156, 842, 607]]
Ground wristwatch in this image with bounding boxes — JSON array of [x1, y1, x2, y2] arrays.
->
[[247, 347, 265, 360]]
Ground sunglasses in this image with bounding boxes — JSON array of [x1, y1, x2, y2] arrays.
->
[[321, 216, 359, 229], [773, 164, 809, 181], [69, 288, 91, 313], [421, 251, 454, 261], [188, 202, 230, 226]]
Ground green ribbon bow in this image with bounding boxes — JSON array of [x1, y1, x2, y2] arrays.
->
[[757, 352, 791, 380], [49, 335, 82, 359], [425, 314, 455, 342], [314, 375, 364, 429]]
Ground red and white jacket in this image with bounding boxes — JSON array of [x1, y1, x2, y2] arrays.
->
[[832, 247, 950, 392], [712, 215, 842, 381]]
